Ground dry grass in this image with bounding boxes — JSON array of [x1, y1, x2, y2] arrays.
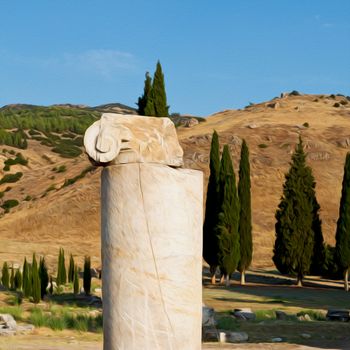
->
[[0, 93, 350, 270]]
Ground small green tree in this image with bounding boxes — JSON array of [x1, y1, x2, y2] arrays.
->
[[39, 257, 49, 299], [238, 139, 253, 285], [203, 130, 221, 284], [216, 145, 240, 286], [31, 254, 41, 303], [22, 258, 32, 297], [57, 248, 66, 286], [151, 61, 169, 117], [14, 269, 22, 291], [83, 256, 91, 296], [1, 262, 10, 289], [73, 264, 79, 295], [137, 72, 152, 115], [335, 153, 350, 291], [273, 138, 314, 286], [68, 254, 75, 283], [49, 276, 53, 295], [10, 264, 15, 290]]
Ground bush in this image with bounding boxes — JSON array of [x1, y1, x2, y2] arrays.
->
[[334, 102, 341, 108], [3, 153, 28, 171], [289, 90, 301, 96], [1, 262, 10, 288], [63, 166, 94, 187], [0, 172, 23, 185], [303, 122, 309, 128], [1, 199, 19, 212], [258, 144, 268, 148]]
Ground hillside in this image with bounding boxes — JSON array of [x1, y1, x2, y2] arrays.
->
[[0, 93, 349, 270]]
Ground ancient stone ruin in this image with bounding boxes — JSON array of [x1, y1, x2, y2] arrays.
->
[[84, 113, 203, 350]]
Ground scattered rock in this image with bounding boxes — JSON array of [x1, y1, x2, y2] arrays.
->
[[272, 337, 283, 342], [231, 308, 256, 321], [266, 102, 280, 109], [222, 331, 249, 343], [275, 310, 288, 320], [181, 118, 199, 128], [301, 333, 311, 339], [337, 137, 350, 148], [307, 151, 330, 161], [246, 123, 258, 129], [0, 314, 34, 336], [0, 314, 16, 329], [202, 305, 216, 327], [298, 314, 311, 321], [326, 309, 350, 322], [202, 326, 219, 342]]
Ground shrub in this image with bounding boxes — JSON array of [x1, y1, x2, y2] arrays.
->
[[1, 199, 19, 212], [303, 122, 309, 128], [63, 166, 94, 187], [0, 172, 23, 185], [258, 144, 268, 148], [3, 153, 28, 171], [334, 102, 341, 108], [289, 90, 301, 96]]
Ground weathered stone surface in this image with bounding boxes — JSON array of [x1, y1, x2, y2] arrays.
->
[[275, 310, 288, 320], [326, 309, 350, 322], [223, 331, 249, 343], [202, 305, 216, 327], [101, 163, 203, 350], [231, 308, 256, 321], [0, 314, 16, 330], [84, 113, 183, 166], [202, 327, 219, 342]]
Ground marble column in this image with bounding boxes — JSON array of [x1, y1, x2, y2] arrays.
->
[[84, 114, 203, 350]]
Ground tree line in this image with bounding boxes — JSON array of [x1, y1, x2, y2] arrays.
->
[[203, 132, 350, 291], [0, 248, 93, 303], [203, 131, 252, 286]]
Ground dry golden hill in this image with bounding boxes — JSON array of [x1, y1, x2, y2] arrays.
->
[[0, 92, 350, 270]]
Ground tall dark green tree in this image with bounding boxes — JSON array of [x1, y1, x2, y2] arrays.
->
[[137, 72, 152, 115], [335, 153, 350, 291], [39, 257, 49, 299], [23, 257, 31, 297], [31, 254, 41, 303], [152, 61, 169, 117], [309, 183, 325, 276], [68, 254, 75, 283], [10, 264, 15, 290], [73, 264, 79, 295], [57, 248, 66, 286], [203, 130, 221, 284], [1, 262, 9, 289], [14, 269, 22, 291], [273, 138, 314, 286], [237, 139, 252, 285], [83, 256, 91, 296], [216, 145, 240, 286]]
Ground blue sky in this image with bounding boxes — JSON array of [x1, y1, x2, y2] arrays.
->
[[0, 1, 349, 116]]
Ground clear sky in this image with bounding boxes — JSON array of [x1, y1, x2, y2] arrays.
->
[[0, 1, 349, 116]]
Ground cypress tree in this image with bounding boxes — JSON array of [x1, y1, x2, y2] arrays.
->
[[137, 72, 152, 115], [23, 258, 30, 297], [203, 130, 221, 284], [39, 257, 49, 299], [83, 256, 91, 296], [238, 139, 253, 285], [10, 264, 15, 290], [31, 254, 41, 303], [335, 153, 350, 291], [308, 179, 325, 276], [73, 264, 79, 295], [151, 60, 169, 117], [144, 92, 155, 117], [273, 137, 314, 286], [68, 254, 75, 283], [57, 248, 66, 286], [1, 262, 10, 289], [216, 145, 240, 286], [14, 269, 22, 291]]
